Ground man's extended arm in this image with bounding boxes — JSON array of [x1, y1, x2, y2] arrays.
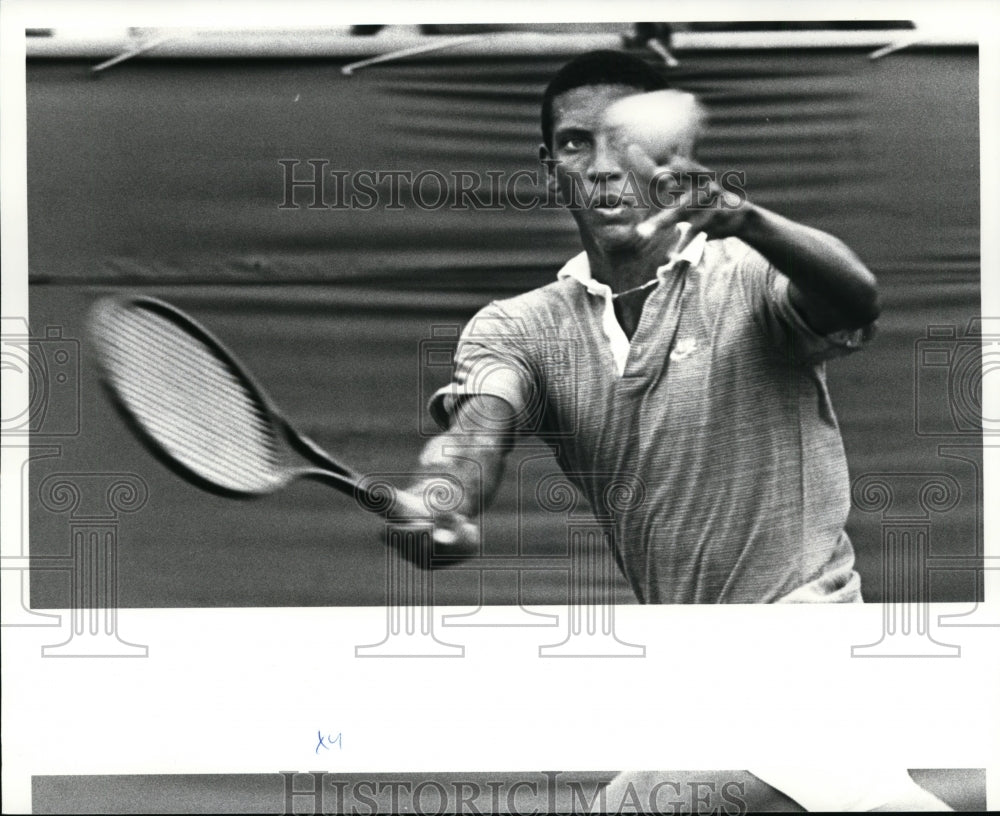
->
[[391, 394, 516, 558], [635, 153, 880, 336], [735, 204, 880, 335]]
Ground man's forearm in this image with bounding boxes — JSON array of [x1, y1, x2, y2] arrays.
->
[[409, 394, 517, 520], [386, 396, 515, 559], [414, 429, 509, 518], [737, 204, 881, 334]]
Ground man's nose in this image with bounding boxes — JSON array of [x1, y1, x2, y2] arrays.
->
[[586, 137, 625, 181]]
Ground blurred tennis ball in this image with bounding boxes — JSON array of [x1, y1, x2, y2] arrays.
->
[[603, 89, 705, 165]]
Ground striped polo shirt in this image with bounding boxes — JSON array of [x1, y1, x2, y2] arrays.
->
[[430, 229, 871, 603]]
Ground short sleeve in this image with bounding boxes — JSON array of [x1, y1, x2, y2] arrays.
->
[[734, 241, 876, 364], [427, 301, 538, 431]]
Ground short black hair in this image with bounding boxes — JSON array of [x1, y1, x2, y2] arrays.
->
[[541, 49, 670, 151]]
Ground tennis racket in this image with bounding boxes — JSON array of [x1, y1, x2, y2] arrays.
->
[[90, 296, 479, 547], [90, 295, 371, 500]]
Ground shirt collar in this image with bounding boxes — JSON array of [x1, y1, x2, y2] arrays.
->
[[556, 223, 707, 295]]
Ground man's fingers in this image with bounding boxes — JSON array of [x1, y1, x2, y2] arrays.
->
[[433, 518, 480, 548], [625, 143, 659, 179], [636, 191, 692, 239], [381, 514, 479, 566], [390, 488, 431, 520], [626, 144, 693, 186], [683, 207, 716, 235], [433, 527, 459, 545], [435, 510, 480, 545], [627, 146, 709, 179], [384, 493, 479, 551], [662, 153, 708, 175]]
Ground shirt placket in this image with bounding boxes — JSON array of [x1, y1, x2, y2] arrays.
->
[[621, 260, 689, 380], [558, 227, 707, 380], [581, 278, 631, 377]]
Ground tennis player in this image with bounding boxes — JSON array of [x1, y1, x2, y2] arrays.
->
[[392, 49, 953, 812], [398, 49, 878, 604]]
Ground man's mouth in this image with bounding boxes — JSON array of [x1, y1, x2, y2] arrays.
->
[[595, 193, 622, 206], [593, 196, 630, 216]]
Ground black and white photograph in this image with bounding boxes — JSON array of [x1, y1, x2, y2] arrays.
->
[[2, 2, 997, 813]]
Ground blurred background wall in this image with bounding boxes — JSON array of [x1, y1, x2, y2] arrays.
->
[[26, 27, 982, 605]]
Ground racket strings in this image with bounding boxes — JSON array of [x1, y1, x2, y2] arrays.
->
[[99, 305, 283, 492]]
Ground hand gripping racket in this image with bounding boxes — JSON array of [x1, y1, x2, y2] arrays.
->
[[90, 296, 479, 550], [90, 296, 373, 501]]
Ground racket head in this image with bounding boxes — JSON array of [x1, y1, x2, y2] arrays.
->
[[90, 296, 292, 497]]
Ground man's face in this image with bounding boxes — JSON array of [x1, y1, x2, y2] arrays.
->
[[544, 83, 656, 250]]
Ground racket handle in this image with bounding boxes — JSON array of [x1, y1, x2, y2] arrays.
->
[[305, 469, 434, 524], [306, 468, 364, 499], [283, 421, 360, 481]]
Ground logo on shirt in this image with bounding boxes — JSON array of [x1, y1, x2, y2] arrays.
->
[[670, 336, 697, 361]]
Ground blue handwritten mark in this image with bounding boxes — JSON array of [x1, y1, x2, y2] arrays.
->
[[315, 731, 343, 754]]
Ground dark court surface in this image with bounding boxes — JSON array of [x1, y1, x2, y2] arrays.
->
[[31, 769, 987, 813]]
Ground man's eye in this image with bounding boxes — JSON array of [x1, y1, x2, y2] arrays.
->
[[560, 137, 588, 152]]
